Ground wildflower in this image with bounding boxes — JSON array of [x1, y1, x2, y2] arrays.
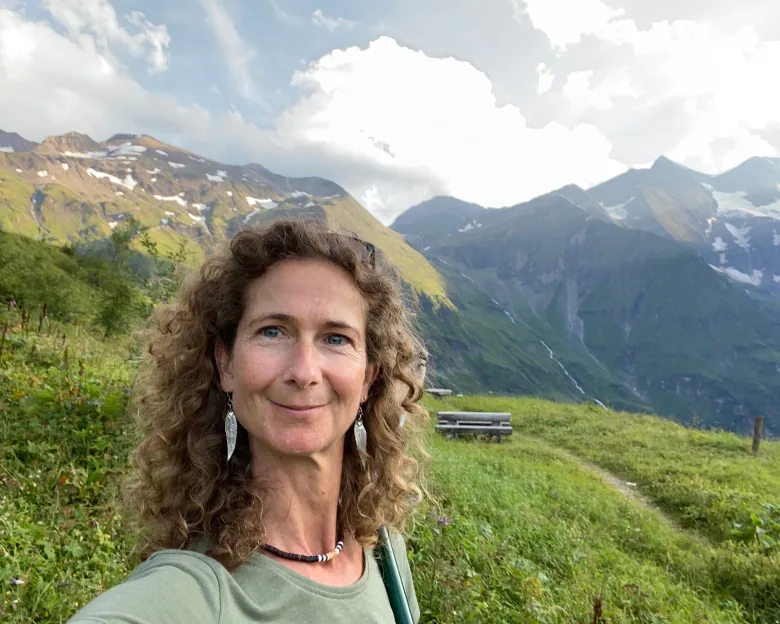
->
[[11, 578, 24, 585], [437, 514, 453, 527]]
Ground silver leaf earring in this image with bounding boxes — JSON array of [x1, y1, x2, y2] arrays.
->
[[354, 405, 367, 468], [225, 395, 237, 462]]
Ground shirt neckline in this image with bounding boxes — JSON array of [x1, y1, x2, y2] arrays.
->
[[242, 547, 375, 599]]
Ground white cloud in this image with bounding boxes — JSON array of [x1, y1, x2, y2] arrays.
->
[[280, 37, 624, 217], [42, 0, 170, 72], [517, 0, 780, 172], [267, 0, 301, 26], [312, 9, 359, 32], [536, 62, 553, 95], [516, 0, 624, 49], [562, 69, 638, 111], [0, 11, 623, 223], [197, 0, 258, 100]]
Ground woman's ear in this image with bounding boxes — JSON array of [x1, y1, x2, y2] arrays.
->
[[363, 362, 379, 398], [214, 339, 234, 393]]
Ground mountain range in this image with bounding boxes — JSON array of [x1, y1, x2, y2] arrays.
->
[[1, 129, 778, 434]]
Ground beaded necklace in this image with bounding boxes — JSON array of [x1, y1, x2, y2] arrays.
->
[[261, 537, 345, 563]]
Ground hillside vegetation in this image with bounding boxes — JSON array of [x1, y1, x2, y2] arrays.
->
[[1, 238, 779, 623]]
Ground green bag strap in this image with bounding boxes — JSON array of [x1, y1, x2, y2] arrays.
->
[[374, 526, 415, 624]]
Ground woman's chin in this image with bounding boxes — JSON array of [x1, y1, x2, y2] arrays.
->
[[268, 431, 340, 458]]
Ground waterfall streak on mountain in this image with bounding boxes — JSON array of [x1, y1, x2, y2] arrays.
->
[[540, 340, 586, 395]]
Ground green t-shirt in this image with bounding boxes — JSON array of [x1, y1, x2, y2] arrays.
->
[[68, 533, 420, 624]]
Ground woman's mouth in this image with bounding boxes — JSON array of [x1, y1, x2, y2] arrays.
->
[[270, 400, 327, 417]]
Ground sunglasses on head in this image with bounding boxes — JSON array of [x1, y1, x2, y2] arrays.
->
[[344, 235, 376, 268]]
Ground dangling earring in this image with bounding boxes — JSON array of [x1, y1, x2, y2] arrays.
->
[[225, 395, 237, 462], [354, 405, 367, 468]]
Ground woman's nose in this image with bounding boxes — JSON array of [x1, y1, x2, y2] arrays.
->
[[284, 339, 322, 388]]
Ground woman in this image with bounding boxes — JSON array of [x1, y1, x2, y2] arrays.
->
[[69, 219, 426, 623]]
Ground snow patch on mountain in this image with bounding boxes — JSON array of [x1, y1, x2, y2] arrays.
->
[[187, 212, 204, 223], [37, 170, 47, 177], [458, 220, 481, 232], [61, 163, 69, 171], [600, 197, 632, 220], [289, 191, 309, 198], [712, 237, 728, 252], [710, 265, 763, 286], [713, 190, 780, 220], [705, 217, 716, 238], [109, 143, 146, 157], [87, 168, 137, 190], [206, 170, 228, 182], [0, 146, 13, 152], [160, 218, 169, 225], [192, 203, 210, 212], [164, 211, 175, 216], [168, 162, 185, 169], [146, 168, 160, 175], [109, 221, 118, 230], [155, 150, 168, 156], [226, 191, 233, 197], [64, 150, 106, 158], [188, 155, 206, 163], [243, 208, 262, 223], [154, 194, 187, 207], [724, 223, 751, 250], [246, 197, 278, 208]]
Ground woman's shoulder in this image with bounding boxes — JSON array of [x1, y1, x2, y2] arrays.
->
[[68, 549, 223, 624]]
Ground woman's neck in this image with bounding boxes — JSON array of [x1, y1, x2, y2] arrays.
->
[[251, 442, 344, 555]]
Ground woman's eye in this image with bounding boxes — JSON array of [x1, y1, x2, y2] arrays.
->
[[326, 334, 349, 346], [259, 326, 281, 338]]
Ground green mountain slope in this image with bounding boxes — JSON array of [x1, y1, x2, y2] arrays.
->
[[0, 131, 448, 305], [396, 194, 780, 433]]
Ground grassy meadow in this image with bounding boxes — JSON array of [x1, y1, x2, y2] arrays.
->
[[1, 232, 779, 623]]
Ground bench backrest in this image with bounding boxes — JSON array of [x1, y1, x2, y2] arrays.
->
[[437, 411, 511, 424]]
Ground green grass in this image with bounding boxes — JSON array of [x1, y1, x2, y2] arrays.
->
[[411, 434, 753, 622], [2, 300, 779, 621], [431, 395, 780, 545]]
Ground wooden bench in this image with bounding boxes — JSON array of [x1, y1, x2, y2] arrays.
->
[[436, 411, 512, 442], [426, 388, 453, 398]]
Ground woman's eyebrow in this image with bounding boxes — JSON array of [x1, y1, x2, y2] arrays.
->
[[323, 320, 361, 335], [246, 314, 360, 335], [246, 312, 293, 328]]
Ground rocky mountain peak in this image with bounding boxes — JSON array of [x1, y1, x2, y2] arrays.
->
[[0, 130, 38, 152], [34, 132, 104, 156]]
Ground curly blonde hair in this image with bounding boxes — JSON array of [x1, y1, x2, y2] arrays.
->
[[125, 219, 428, 569]]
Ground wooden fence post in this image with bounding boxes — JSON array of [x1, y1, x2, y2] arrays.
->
[[752, 415, 764, 455]]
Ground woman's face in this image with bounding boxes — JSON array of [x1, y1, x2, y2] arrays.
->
[[216, 258, 378, 460]]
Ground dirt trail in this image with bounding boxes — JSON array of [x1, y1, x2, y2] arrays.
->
[[519, 434, 681, 530]]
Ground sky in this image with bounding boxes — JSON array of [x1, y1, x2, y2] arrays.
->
[[2, 0, 780, 223]]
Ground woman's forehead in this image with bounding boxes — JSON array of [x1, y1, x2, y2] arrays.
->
[[241, 258, 368, 328]]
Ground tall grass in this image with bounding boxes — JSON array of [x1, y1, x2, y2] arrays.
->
[[2, 314, 779, 622]]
